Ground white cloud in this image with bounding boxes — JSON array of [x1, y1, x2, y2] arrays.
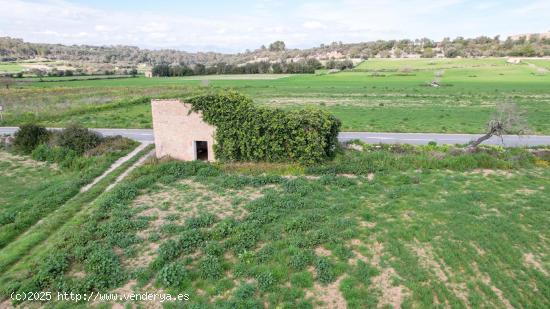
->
[[0, 0, 548, 52], [303, 21, 326, 30]]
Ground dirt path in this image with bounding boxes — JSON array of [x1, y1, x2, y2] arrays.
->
[[0, 143, 154, 276], [106, 148, 155, 191], [80, 142, 151, 192]]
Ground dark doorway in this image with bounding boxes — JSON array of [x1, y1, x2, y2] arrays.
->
[[195, 141, 208, 161]]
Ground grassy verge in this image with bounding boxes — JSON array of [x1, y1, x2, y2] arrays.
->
[[0, 143, 137, 249], [0, 144, 153, 276]]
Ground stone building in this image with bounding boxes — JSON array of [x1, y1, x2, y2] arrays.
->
[[151, 99, 215, 161]]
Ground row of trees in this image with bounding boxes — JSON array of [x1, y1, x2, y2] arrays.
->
[[3, 35, 550, 68], [151, 58, 329, 76], [326, 59, 354, 70], [343, 35, 550, 59]]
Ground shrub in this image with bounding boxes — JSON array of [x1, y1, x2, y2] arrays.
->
[[234, 283, 256, 299], [84, 246, 123, 289], [186, 91, 341, 164], [13, 124, 50, 154], [203, 242, 224, 257], [157, 262, 188, 287], [289, 250, 312, 270], [186, 213, 217, 229], [32, 144, 78, 168], [315, 257, 336, 284], [199, 255, 223, 279], [84, 136, 136, 156], [35, 252, 70, 288], [157, 239, 182, 265], [256, 272, 275, 291], [56, 124, 103, 155]]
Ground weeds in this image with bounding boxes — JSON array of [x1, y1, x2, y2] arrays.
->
[[2, 145, 548, 308]]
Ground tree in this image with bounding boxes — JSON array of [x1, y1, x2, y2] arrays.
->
[[57, 124, 103, 155], [269, 41, 286, 52], [444, 46, 460, 58], [422, 48, 435, 58], [271, 62, 284, 74], [306, 58, 323, 70], [13, 124, 50, 154], [468, 102, 528, 149], [194, 63, 206, 75]]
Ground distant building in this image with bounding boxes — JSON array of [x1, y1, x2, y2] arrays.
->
[[144, 70, 153, 78], [151, 99, 215, 161], [509, 31, 550, 41]]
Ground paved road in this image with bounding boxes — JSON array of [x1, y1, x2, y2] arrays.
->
[[2, 127, 550, 147]]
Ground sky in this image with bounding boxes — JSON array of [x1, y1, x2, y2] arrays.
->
[[0, 0, 549, 53]]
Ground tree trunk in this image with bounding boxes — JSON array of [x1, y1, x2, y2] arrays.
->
[[468, 128, 497, 150]]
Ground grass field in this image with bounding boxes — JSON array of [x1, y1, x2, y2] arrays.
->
[[0, 63, 24, 74], [1, 57, 550, 133], [1, 143, 548, 308]]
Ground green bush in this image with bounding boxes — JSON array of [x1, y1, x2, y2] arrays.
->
[[13, 124, 50, 154], [199, 255, 223, 279], [157, 262, 188, 287], [31, 144, 78, 168], [186, 91, 341, 164], [256, 271, 275, 291], [186, 213, 217, 228], [234, 283, 256, 299], [289, 250, 312, 270], [56, 124, 103, 155], [315, 257, 336, 284], [84, 245, 123, 289], [35, 252, 70, 288]]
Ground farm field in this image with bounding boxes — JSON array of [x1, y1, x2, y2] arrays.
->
[[1, 143, 548, 308], [1, 58, 550, 134], [0, 63, 24, 74]]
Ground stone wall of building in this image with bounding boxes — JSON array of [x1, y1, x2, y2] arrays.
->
[[151, 99, 216, 161]]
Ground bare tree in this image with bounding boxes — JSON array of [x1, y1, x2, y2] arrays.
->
[[468, 102, 529, 149]]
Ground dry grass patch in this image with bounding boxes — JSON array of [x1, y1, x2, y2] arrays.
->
[[468, 169, 514, 178], [348, 239, 369, 266], [315, 246, 332, 257], [306, 275, 347, 309], [522, 253, 548, 276], [472, 263, 514, 309], [0, 151, 59, 172], [369, 267, 409, 309], [410, 242, 469, 307]]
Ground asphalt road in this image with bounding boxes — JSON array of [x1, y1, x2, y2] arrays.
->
[[2, 127, 550, 147]]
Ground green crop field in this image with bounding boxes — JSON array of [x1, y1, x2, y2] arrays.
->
[[1, 57, 550, 133], [1, 143, 548, 308], [0, 63, 24, 74]]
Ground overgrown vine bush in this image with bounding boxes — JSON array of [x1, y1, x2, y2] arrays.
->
[[186, 91, 341, 164]]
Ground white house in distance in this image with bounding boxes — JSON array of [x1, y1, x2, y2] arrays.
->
[[151, 99, 216, 161]]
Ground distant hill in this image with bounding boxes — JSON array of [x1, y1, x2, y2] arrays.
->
[[1, 33, 549, 67]]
